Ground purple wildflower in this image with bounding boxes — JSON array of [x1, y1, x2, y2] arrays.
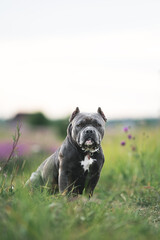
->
[[123, 127, 128, 133], [16, 144, 30, 156], [128, 134, 132, 139], [0, 142, 30, 160], [0, 142, 12, 159], [121, 141, 126, 146]]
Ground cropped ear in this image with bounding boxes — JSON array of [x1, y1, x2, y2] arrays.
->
[[69, 107, 80, 122], [97, 107, 107, 122]]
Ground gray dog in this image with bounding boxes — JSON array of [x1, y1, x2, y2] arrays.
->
[[26, 107, 106, 197]]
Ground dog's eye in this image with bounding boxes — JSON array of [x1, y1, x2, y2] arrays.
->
[[95, 122, 102, 127]]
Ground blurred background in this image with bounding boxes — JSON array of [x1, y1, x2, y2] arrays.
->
[[0, 0, 160, 160], [1, 3, 160, 239]]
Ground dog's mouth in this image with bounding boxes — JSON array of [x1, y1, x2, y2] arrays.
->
[[84, 138, 95, 146], [80, 138, 99, 152]]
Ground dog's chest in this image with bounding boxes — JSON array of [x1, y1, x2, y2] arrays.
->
[[80, 155, 97, 172]]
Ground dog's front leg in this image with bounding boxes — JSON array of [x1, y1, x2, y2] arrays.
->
[[58, 167, 70, 195], [58, 167, 77, 196], [85, 173, 100, 198]]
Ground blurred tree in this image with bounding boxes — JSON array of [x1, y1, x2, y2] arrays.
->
[[51, 117, 69, 139], [28, 112, 49, 126], [28, 112, 69, 138]]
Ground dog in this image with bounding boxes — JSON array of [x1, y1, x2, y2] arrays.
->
[[26, 107, 106, 197]]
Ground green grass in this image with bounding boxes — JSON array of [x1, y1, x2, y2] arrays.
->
[[1, 126, 160, 240]]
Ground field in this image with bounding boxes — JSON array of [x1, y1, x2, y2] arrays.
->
[[0, 123, 160, 240]]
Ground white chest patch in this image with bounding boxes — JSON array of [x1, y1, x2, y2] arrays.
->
[[81, 155, 97, 172]]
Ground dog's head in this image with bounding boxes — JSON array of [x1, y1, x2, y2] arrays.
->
[[67, 107, 107, 153]]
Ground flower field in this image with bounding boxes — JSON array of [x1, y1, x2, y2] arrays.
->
[[0, 122, 160, 240]]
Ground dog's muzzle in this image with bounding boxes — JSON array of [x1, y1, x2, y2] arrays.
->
[[77, 126, 101, 152]]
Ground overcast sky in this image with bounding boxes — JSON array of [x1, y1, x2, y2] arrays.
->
[[0, 0, 160, 119]]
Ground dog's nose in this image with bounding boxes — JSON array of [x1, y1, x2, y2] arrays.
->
[[85, 129, 95, 134]]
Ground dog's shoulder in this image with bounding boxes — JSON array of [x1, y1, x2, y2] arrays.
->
[[59, 137, 83, 163]]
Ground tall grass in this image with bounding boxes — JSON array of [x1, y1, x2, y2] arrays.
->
[[0, 126, 160, 240]]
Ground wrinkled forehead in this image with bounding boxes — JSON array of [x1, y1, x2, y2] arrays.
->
[[73, 112, 104, 124]]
